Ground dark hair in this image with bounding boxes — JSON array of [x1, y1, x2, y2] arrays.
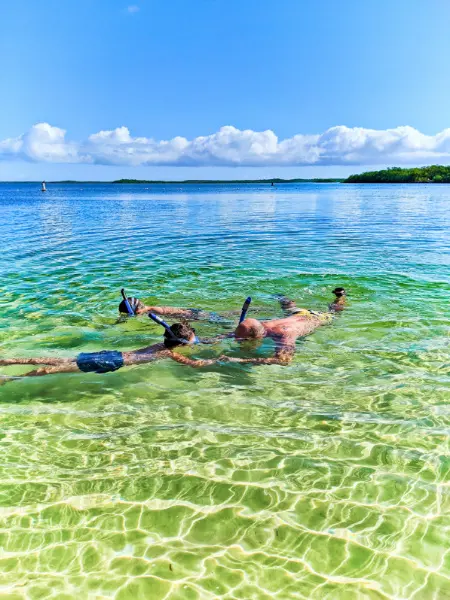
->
[[118, 297, 145, 314], [163, 322, 195, 348], [279, 296, 295, 309], [332, 287, 346, 297]]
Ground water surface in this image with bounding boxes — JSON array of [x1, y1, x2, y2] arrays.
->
[[1, 182, 450, 599]]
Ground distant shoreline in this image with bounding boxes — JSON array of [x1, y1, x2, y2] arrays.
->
[[6, 166, 450, 185], [0, 178, 343, 185]]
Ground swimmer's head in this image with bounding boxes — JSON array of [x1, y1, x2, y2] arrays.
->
[[279, 297, 296, 310], [235, 318, 266, 339], [332, 287, 346, 297], [163, 322, 197, 348], [119, 297, 145, 314]]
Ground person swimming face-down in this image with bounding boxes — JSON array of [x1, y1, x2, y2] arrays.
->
[[0, 322, 216, 381], [118, 296, 243, 323], [221, 287, 347, 365]]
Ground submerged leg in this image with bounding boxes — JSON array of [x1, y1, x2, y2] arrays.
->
[[20, 364, 80, 378], [0, 357, 73, 367]]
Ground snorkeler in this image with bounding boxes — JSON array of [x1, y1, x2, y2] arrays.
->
[[0, 322, 219, 381], [119, 294, 242, 322], [221, 287, 346, 366], [120, 296, 204, 318]]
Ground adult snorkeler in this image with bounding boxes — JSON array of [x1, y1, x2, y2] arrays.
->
[[221, 287, 347, 366], [0, 322, 219, 381], [119, 294, 238, 323]]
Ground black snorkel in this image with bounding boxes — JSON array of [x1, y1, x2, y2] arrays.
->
[[121, 288, 135, 316], [149, 312, 199, 345], [239, 296, 252, 324]]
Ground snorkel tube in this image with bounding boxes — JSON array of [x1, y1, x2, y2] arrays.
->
[[121, 288, 135, 316], [149, 313, 199, 345], [239, 296, 252, 324]]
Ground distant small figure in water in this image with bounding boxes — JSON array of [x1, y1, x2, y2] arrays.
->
[[41, 181, 47, 192], [0, 322, 220, 381], [271, 181, 274, 186]]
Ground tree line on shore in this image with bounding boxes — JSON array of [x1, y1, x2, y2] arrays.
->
[[345, 165, 450, 183]]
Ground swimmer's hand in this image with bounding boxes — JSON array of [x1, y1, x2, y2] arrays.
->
[[168, 352, 220, 368], [219, 353, 292, 366], [200, 333, 235, 345]]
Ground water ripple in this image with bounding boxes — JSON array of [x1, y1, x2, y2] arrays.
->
[[1, 183, 450, 598]]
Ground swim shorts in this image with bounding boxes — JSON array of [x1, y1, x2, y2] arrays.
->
[[288, 308, 333, 323], [76, 351, 124, 374]]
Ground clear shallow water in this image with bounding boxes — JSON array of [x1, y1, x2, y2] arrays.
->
[[1, 182, 450, 599]]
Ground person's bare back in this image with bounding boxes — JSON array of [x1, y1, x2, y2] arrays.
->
[[0, 323, 219, 382]]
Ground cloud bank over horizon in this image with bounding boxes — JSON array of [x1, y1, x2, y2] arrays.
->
[[2, 122, 450, 169]]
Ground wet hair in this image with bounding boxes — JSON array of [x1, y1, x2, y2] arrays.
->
[[163, 322, 195, 348], [118, 297, 145, 314], [332, 287, 346, 297], [235, 318, 266, 339], [279, 296, 296, 309]]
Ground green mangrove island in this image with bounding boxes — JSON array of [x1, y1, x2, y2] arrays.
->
[[345, 165, 450, 183]]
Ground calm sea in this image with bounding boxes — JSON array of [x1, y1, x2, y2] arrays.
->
[[1, 182, 450, 599]]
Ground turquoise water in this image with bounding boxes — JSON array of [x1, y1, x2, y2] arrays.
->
[[1, 182, 450, 599]]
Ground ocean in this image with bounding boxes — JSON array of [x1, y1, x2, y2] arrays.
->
[[0, 182, 450, 599]]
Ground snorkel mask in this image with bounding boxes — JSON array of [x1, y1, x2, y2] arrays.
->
[[120, 289, 144, 315], [149, 313, 200, 345], [121, 288, 135, 315]]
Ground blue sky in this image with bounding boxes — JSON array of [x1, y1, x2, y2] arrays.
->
[[2, 0, 450, 180]]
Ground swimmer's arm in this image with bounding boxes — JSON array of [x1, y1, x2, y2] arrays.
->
[[125, 349, 218, 368], [137, 305, 196, 318], [168, 351, 220, 368], [142, 307, 245, 321], [199, 333, 235, 345], [221, 346, 295, 366]]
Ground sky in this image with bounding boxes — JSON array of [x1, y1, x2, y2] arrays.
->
[[2, 0, 450, 180]]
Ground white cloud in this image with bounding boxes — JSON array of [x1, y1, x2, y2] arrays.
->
[[127, 5, 140, 14], [0, 123, 87, 164], [2, 122, 450, 167]]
